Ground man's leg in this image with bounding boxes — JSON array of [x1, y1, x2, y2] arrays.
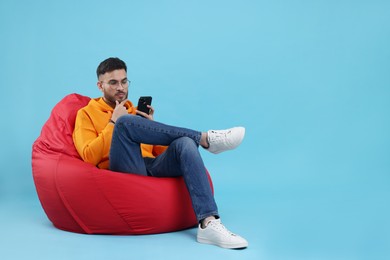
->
[[146, 137, 248, 249], [145, 137, 219, 221], [109, 115, 202, 174], [109, 115, 248, 249]]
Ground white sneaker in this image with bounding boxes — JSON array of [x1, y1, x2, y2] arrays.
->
[[206, 127, 245, 154], [197, 219, 248, 249]]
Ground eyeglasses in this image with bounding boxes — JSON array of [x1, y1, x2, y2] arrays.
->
[[100, 79, 130, 89]]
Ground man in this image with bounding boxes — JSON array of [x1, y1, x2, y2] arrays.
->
[[73, 57, 248, 249]]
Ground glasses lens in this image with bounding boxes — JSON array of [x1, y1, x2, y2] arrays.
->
[[106, 80, 130, 89], [121, 80, 129, 86]]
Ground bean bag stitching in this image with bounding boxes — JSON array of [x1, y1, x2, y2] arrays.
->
[[54, 153, 92, 234], [90, 169, 135, 233]]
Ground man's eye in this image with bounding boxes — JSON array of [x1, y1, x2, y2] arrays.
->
[[109, 80, 118, 85], [121, 80, 128, 84]]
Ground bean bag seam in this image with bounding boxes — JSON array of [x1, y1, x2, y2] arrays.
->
[[90, 169, 135, 233], [54, 153, 92, 234]]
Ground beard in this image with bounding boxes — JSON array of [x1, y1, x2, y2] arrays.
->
[[103, 89, 128, 107]]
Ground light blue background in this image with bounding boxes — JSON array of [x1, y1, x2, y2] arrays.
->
[[1, 0, 389, 259]]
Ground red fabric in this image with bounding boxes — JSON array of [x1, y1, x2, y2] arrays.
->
[[32, 93, 213, 235]]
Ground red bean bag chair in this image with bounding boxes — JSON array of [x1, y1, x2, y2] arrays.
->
[[32, 93, 213, 235]]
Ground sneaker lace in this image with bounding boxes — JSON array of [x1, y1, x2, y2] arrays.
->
[[211, 221, 237, 236], [208, 130, 231, 142]]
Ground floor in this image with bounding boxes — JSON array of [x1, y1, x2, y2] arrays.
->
[[1, 181, 388, 260]]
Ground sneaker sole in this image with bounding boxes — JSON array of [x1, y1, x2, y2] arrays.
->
[[197, 237, 248, 249]]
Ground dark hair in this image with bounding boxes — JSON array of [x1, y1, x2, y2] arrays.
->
[[96, 57, 127, 78]]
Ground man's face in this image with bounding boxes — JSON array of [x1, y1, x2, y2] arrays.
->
[[97, 69, 129, 106]]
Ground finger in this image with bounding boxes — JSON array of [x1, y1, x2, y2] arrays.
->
[[136, 110, 151, 118], [115, 100, 120, 107], [136, 110, 146, 116], [120, 99, 128, 106]]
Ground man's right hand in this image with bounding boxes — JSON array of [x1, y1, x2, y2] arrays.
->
[[111, 100, 128, 123]]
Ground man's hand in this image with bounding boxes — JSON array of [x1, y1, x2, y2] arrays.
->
[[111, 100, 128, 123], [136, 105, 154, 120]]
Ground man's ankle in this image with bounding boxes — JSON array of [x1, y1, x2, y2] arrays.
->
[[200, 132, 209, 149], [201, 216, 216, 228]]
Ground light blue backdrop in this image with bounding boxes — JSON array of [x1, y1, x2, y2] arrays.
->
[[0, 0, 389, 259]]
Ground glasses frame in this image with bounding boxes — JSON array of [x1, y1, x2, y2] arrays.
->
[[100, 79, 131, 90]]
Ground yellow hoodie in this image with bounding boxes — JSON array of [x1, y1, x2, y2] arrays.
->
[[73, 97, 166, 169]]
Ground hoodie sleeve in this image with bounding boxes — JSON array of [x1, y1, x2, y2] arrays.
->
[[73, 108, 114, 167]]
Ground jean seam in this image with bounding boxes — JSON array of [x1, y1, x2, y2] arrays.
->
[[122, 121, 201, 146]]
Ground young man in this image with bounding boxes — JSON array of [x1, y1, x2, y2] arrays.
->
[[73, 57, 248, 249]]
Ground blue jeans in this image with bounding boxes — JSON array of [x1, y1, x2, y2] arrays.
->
[[109, 114, 219, 222]]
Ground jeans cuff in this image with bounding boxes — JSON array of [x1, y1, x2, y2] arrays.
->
[[197, 211, 219, 222]]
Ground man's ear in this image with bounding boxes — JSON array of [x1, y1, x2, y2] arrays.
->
[[97, 81, 103, 92]]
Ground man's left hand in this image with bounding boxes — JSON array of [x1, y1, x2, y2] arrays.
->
[[136, 105, 154, 120]]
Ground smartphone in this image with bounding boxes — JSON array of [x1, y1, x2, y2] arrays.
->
[[137, 96, 152, 116]]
